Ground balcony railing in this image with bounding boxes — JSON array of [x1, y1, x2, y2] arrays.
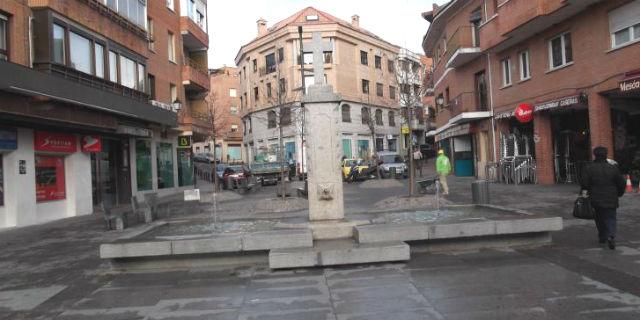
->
[[445, 92, 477, 118], [444, 26, 479, 65], [37, 62, 150, 102], [182, 58, 210, 91]]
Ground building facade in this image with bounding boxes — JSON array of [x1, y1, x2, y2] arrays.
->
[[0, 0, 207, 229], [235, 7, 416, 171], [193, 66, 244, 163], [423, 0, 640, 183]]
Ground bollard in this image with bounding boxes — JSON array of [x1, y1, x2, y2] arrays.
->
[[471, 180, 490, 204]]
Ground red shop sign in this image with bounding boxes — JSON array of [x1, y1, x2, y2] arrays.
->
[[515, 103, 534, 123], [81, 135, 102, 153], [34, 131, 77, 153]]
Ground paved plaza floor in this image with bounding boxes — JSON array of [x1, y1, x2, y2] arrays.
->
[[1, 171, 640, 319]]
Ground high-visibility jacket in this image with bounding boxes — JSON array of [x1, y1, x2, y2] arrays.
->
[[436, 154, 451, 175]]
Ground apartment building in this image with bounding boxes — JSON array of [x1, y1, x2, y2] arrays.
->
[[193, 66, 243, 163], [235, 7, 419, 169], [422, 0, 640, 183], [0, 0, 207, 228]]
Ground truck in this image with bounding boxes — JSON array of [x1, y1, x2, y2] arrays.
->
[[250, 162, 289, 186]]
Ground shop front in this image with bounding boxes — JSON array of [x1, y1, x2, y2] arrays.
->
[[435, 123, 476, 177], [495, 93, 590, 184], [608, 70, 640, 185]]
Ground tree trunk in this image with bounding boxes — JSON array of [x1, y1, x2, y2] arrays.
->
[[408, 107, 415, 197], [279, 108, 286, 200]]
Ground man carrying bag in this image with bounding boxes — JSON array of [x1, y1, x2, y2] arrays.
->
[[579, 146, 626, 250]]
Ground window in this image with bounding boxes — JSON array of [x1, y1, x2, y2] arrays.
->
[[94, 43, 105, 78], [501, 58, 511, 87], [230, 105, 238, 114], [609, 1, 640, 48], [361, 106, 370, 124], [252, 59, 257, 72], [374, 55, 382, 69], [170, 83, 177, 103], [231, 124, 238, 132], [167, 31, 175, 62], [52, 24, 65, 64], [35, 155, 66, 202], [147, 18, 154, 51], [375, 109, 383, 125], [475, 71, 488, 111], [0, 14, 7, 60], [389, 86, 396, 100], [360, 50, 368, 65], [240, 96, 244, 109], [388, 59, 395, 72], [388, 111, 395, 127], [105, 0, 146, 28], [361, 79, 369, 94], [376, 83, 383, 97], [303, 52, 313, 64], [69, 31, 92, 74], [281, 106, 291, 125], [253, 87, 259, 101], [156, 143, 174, 189], [388, 137, 397, 152], [278, 47, 284, 63], [375, 136, 384, 152], [166, 0, 174, 10], [267, 110, 277, 128], [267, 82, 272, 98], [279, 78, 286, 94], [137, 63, 145, 91], [177, 148, 193, 187], [265, 53, 276, 73], [304, 75, 314, 91], [519, 51, 530, 80], [148, 74, 155, 99], [323, 51, 332, 64], [242, 66, 246, 78], [229, 88, 237, 97], [342, 104, 351, 123], [119, 55, 136, 89], [108, 51, 118, 82], [549, 32, 573, 69]]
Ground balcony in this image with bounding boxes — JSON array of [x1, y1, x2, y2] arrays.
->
[[444, 26, 482, 69], [180, 16, 209, 51], [182, 58, 210, 93], [446, 92, 491, 125], [0, 60, 176, 126], [179, 111, 211, 136], [488, 0, 603, 51]]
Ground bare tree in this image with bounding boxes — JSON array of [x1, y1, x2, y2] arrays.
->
[[202, 91, 229, 191], [394, 54, 429, 196]]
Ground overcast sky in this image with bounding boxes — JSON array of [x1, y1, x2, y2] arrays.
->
[[206, 0, 447, 68]]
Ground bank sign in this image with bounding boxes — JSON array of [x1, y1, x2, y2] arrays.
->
[[620, 78, 640, 93], [34, 131, 77, 153]]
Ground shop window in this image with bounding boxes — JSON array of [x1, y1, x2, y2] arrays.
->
[[388, 111, 396, 127], [357, 140, 370, 159], [519, 51, 530, 80], [53, 24, 65, 64], [0, 14, 8, 60], [609, 1, 640, 48], [177, 148, 193, 187], [136, 140, 152, 191], [501, 58, 512, 87], [35, 155, 66, 202], [157, 142, 174, 189], [342, 104, 351, 123], [548, 32, 573, 69]]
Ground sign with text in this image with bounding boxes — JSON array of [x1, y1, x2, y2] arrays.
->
[[34, 131, 77, 153], [534, 95, 579, 112], [81, 135, 102, 153], [177, 135, 192, 148], [620, 78, 640, 93], [515, 103, 534, 123], [401, 124, 410, 135]]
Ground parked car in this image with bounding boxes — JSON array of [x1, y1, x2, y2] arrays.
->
[[221, 164, 251, 190], [420, 144, 437, 159], [341, 158, 369, 181], [193, 152, 217, 163], [377, 151, 407, 178]]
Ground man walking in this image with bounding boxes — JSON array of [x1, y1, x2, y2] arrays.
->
[[580, 146, 626, 250], [436, 149, 451, 195], [413, 147, 423, 177]]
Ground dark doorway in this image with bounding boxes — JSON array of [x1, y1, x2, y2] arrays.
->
[[91, 138, 131, 207]]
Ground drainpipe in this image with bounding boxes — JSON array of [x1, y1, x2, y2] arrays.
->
[[486, 52, 497, 163]]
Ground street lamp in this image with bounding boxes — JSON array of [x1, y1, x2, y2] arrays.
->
[[435, 95, 445, 108], [172, 99, 182, 111]]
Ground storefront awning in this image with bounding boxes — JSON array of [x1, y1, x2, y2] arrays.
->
[[449, 111, 492, 125], [426, 130, 437, 137]]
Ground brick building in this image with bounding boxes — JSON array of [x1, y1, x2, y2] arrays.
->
[[0, 0, 208, 228], [193, 66, 244, 163], [422, 0, 640, 183], [235, 7, 430, 173]]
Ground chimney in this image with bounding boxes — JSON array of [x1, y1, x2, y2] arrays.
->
[[351, 15, 360, 28], [257, 18, 267, 36]]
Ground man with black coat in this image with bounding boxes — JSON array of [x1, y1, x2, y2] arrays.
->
[[580, 146, 626, 250]]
